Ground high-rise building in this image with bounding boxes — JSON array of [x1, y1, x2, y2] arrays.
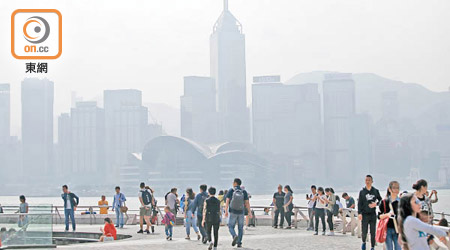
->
[[180, 76, 218, 144], [323, 73, 356, 185], [210, 0, 250, 143], [57, 113, 71, 177], [21, 78, 54, 179], [71, 101, 105, 175], [252, 76, 321, 157], [104, 89, 149, 180], [0, 84, 10, 143]]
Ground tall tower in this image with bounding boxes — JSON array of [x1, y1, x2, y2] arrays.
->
[[210, 0, 250, 142], [0, 84, 10, 143], [21, 78, 54, 179]]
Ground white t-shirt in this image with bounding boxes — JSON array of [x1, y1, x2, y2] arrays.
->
[[167, 193, 177, 210], [315, 195, 327, 209], [307, 194, 316, 208], [138, 189, 151, 208]]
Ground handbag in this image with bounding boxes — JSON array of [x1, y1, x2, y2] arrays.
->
[[375, 200, 389, 243], [119, 193, 128, 213]]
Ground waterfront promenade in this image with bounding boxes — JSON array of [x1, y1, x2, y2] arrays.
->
[[56, 224, 363, 250]]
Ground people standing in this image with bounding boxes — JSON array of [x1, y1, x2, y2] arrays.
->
[[325, 188, 335, 236], [98, 195, 109, 215], [412, 179, 435, 224], [184, 188, 201, 240], [225, 178, 252, 248], [137, 182, 153, 234], [342, 193, 355, 209], [313, 187, 327, 235], [358, 175, 382, 250], [61, 185, 79, 232], [17, 195, 28, 229], [112, 186, 126, 228], [166, 188, 179, 219], [306, 185, 317, 231], [283, 185, 294, 229], [162, 206, 175, 241], [202, 187, 221, 250], [272, 185, 285, 229], [379, 181, 401, 250], [194, 184, 208, 244], [398, 193, 448, 250]]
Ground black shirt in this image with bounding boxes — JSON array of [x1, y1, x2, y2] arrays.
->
[[378, 197, 399, 229], [273, 191, 285, 208], [358, 186, 382, 215]]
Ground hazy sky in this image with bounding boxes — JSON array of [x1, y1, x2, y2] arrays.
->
[[1, 0, 449, 136]]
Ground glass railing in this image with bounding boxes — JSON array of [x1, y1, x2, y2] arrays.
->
[[0, 204, 53, 248]]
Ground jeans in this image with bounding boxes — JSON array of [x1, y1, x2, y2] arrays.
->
[[115, 207, 124, 227], [206, 221, 220, 247], [361, 213, 377, 248], [185, 210, 199, 235], [315, 208, 326, 232], [308, 208, 315, 230], [197, 214, 207, 238], [285, 205, 293, 227], [326, 210, 334, 231], [385, 227, 401, 250], [228, 212, 244, 244], [64, 208, 75, 231], [165, 225, 173, 237], [273, 206, 285, 226]]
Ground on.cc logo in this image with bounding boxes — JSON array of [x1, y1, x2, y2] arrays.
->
[[23, 16, 50, 44]]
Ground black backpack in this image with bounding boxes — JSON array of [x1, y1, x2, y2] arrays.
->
[[205, 197, 220, 223], [142, 190, 152, 206]]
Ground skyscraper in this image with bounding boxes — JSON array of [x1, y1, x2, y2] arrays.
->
[[104, 89, 149, 181], [323, 73, 356, 185], [21, 78, 54, 179], [57, 113, 71, 178], [71, 101, 105, 176], [210, 0, 250, 143], [0, 84, 10, 143], [180, 76, 218, 144]]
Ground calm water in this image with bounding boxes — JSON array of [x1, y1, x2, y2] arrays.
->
[[1, 189, 450, 214]]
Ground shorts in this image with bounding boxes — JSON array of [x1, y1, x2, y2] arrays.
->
[[140, 207, 152, 217]]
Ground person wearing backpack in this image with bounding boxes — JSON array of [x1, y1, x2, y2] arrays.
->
[[194, 184, 208, 244], [225, 178, 252, 248], [112, 186, 126, 228], [137, 182, 154, 234], [61, 185, 79, 232], [202, 187, 221, 250]]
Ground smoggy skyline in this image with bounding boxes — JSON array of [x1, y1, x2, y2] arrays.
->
[[1, 0, 449, 137]]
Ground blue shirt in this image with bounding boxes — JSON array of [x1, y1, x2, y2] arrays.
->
[[186, 198, 196, 213], [113, 193, 126, 208], [226, 186, 249, 214], [193, 191, 208, 216]]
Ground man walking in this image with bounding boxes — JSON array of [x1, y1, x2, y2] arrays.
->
[[225, 178, 252, 248], [194, 184, 208, 244], [137, 182, 154, 234], [112, 186, 126, 228], [358, 175, 382, 250], [306, 185, 317, 231], [272, 185, 285, 229], [61, 185, 79, 232]]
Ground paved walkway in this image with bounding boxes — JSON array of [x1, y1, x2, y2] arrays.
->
[[56, 224, 363, 250]]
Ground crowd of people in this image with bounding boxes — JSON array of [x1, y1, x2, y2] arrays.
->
[[1, 175, 449, 250]]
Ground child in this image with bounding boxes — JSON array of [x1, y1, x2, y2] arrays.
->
[[202, 187, 221, 250], [162, 206, 175, 240]]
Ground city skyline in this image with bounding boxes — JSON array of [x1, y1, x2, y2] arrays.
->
[[1, 0, 450, 137]]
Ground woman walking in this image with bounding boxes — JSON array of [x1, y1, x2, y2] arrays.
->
[[313, 187, 327, 235], [379, 181, 401, 250], [398, 193, 447, 250], [184, 188, 201, 240], [324, 188, 336, 236], [283, 185, 294, 229]]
